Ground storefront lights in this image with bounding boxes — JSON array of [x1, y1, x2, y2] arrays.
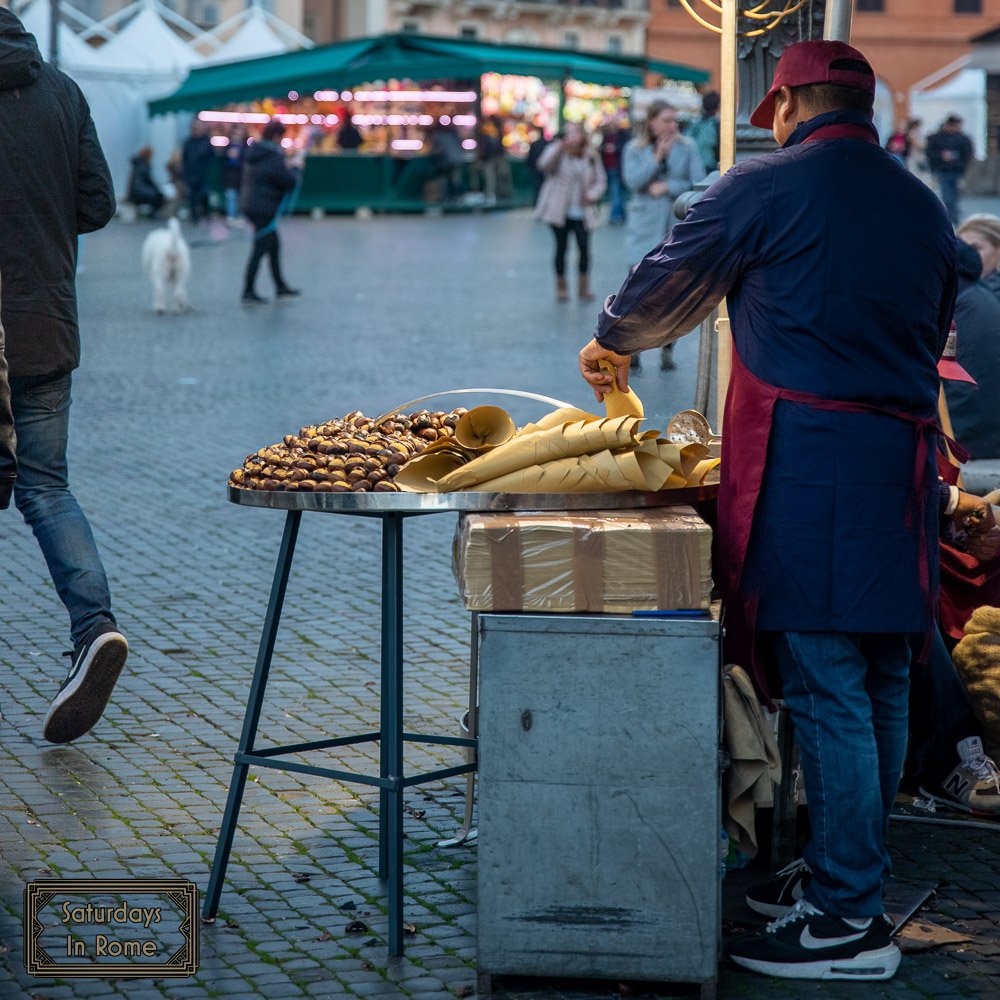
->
[[391, 138, 424, 150]]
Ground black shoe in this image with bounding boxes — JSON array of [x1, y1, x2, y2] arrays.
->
[[728, 900, 899, 981], [745, 858, 812, 918], [660, 345, 677, 371], [275, 286, 301, 298], [241, 291, 268, 304], [43, 623, 128, 744]]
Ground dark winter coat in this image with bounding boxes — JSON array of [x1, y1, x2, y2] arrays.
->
[[926, 128, 973, 177], [182, 133, 215, 187], [127, 155, 162, 205], [240, 141, 297, 227], [0, 8, 115, 377], [597, 110, 958, 634], [944, 241, 1000, 459], [220, 141, 245, 191]]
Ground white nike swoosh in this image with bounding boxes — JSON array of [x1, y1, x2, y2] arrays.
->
[[800, 927, 869, 950]]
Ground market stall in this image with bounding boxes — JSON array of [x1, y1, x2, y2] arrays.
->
[[149, 33, 709, 213]]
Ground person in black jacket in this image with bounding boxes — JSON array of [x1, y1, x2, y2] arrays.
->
[[944, 239, 1000, 459], [0, 8, 125, 744], [182, 120, 215, 223], [240, 121, 301, 304], [126, 146, 165, 217], [926, 114, 974, 225]]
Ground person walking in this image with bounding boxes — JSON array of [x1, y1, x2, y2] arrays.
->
[[688, 90, 721, 173], [182, 120, 215, 223], [126, 147, 165, 218], [240, 121, 301, 304], [220, 129, 246, 223], [534, 121, 607, 303], [600, 111, 630, 225], [578, 40, 992, 982], [622, 100, 705, 369], [0, 8, 126, 744], [927, 114, 974, 225]]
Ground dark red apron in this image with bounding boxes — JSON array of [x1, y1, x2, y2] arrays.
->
[[717, 119, 960, 703]]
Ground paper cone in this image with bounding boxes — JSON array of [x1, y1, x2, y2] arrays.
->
[[599, 360, 644, 419], [454, 406, 516, 451], [520, 406, 598, 435], [438, 416, 641, 491], [395, 451, 467, 492]]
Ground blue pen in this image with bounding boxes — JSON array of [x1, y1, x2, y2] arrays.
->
[[631, 609, 710, 618]]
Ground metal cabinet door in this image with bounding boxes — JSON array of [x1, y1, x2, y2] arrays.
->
[[477, 614, 721, 984]]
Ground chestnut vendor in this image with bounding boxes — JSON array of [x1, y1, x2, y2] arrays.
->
[[578, 41, 994, 982]]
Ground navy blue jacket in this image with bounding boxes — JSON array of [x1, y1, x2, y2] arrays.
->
[[596, 111, 958, 633]]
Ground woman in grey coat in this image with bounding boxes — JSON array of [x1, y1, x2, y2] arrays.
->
[[623, 101, 705, 368]]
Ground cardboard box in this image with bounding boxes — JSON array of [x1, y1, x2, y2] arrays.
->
[[453, 507, 712, 613]]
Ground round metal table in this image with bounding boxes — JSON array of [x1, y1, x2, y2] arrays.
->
[[204, 485, 717, 954]]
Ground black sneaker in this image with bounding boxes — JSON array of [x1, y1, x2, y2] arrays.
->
[[728, 899, 900, 981], [43, 623, 128, 744], [745, 858, 812, 919], [275, 286, 301, 298], [241, 291, 268, 305]]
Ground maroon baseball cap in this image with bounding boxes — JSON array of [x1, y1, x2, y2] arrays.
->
[[750, 39, 876, 130]]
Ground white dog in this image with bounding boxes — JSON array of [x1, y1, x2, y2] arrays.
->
[[141, 217, 191, 314]]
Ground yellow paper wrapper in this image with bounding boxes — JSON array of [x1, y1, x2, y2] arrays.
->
[[598, 359, 644, 419], [437, 415, 642, 491], [454, 406, 516, 451]]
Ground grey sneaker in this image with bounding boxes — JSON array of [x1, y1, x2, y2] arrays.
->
[[43, 623, 128, 744], [919, 736, 1000, 816]]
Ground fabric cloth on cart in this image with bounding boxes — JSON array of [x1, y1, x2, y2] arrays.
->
[[952, 606, 1000, 761], [722, 663, 781, 857]]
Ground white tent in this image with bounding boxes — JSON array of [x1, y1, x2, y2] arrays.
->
[[95, 0, 204, 74], [199, 2, 312, 64], [204, 11, 288, 65], [16, 0, 102, 69], [911, 58, 987, 159]]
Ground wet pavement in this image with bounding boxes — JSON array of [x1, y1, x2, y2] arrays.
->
[[1, 207, 998, 999]]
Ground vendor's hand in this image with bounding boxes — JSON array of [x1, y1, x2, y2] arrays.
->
[[647, 180, 669, 198], [579, 339, 631, 402], [953, 491, 996, 534]]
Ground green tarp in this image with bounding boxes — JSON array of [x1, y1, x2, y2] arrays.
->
[[149, 33, 709, 115]]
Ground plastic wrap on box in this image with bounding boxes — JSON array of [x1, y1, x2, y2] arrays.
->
[[453, 506, 713, 613]]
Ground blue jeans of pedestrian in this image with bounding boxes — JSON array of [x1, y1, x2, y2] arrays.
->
[[10, 372, 115, 647], [935, 172, 961, 225], [607, 166, 625, 224], [772, 631, 911, 918]]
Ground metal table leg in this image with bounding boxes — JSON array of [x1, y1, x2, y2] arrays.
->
[[380, 513, 406, 955], [203, 510, 302, 921]]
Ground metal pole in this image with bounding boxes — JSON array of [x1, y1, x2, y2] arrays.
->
[[715, 0, 738, 423], [48, 0, 60, 69], [823, 0, 854, 43]]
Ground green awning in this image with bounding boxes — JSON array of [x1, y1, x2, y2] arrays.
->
[[149, 33, 709, 115]]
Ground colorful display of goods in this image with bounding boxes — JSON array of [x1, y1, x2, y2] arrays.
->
[[228, 409, 466, 493]]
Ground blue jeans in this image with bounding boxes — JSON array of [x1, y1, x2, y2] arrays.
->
[[935, 172, 961, 225], [607, 166, 625, 223], [773, 631, 911, 918], [10, 372, 115, 647]]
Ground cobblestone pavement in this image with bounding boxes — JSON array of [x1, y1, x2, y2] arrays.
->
[[1, 210, 998, 1000]]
